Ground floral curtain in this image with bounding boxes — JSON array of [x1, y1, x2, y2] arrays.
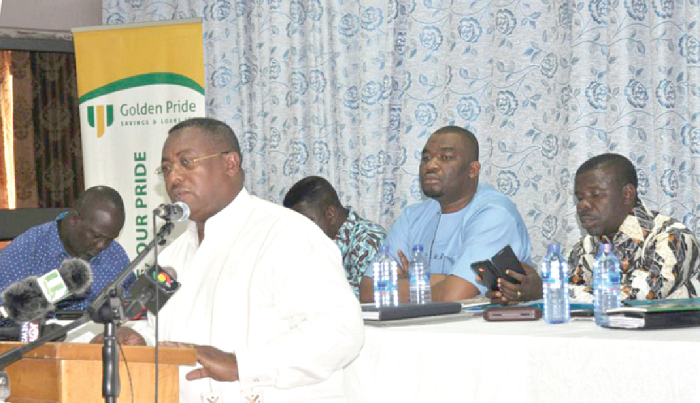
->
[[104, 0, 700, 262]]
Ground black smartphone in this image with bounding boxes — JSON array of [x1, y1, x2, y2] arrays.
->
[[470, 260, 500, 291], [491, 245, 526, 284], [483, 306, 542, 321]]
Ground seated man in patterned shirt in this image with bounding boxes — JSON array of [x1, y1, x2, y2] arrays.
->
[[489, 153, 700, 302], [283, 176, 387, 298], [0, 186, 134, 319]]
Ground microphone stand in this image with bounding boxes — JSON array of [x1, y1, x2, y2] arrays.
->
[[89, 220, 174, 316], [87, 220, 174, 403], [0, 220, 176, 403], [89, 288, 125, 403]]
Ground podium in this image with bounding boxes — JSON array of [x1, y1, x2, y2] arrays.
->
[[0, 342, 196, 403]]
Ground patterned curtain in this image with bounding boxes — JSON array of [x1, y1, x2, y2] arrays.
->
[[28, 52, 83, 208], [12, 51, 39, 208], [104, 0, 700, 262]]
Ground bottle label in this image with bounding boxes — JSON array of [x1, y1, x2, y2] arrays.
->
[[542, 278, 562, 287], [374, 260, 400, 307], [600, 273, 621, 288], [541, 260, 567, 285], [409, 264, 430, 285]]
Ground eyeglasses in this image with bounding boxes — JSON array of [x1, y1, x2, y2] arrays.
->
[[155, 151, 233, 176]]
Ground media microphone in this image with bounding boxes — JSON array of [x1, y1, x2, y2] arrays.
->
[[0, 258, 93, 322], [153, 201, 190, 222], [127, 265, 180, 315]]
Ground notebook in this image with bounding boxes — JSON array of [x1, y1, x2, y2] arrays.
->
[[604, 300, 700, 329], [362, 302, 463, 321]]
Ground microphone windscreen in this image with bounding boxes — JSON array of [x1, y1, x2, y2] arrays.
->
[[1, 278, 54, 322], [128, 265, 180, 314], [173, 201, 190, 222], [58, 258, 93, 295]]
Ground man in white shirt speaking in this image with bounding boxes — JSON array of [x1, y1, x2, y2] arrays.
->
[[127, 117, 364, 402]]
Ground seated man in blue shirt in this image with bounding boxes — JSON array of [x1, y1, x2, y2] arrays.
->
[[359, 126, 532, 302], [0, 186, 133, 317]]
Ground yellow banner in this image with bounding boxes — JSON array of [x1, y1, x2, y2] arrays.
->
[[73, 19, 204, 102], [73, 19, 205, 259]]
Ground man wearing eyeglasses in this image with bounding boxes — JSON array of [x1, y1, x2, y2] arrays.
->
[[0, 186, 134, 319], [125, 117, 364, 402], [359, 126, 532, 302]]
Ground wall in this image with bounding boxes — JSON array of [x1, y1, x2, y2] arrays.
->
[[0, 0, 101, 32]]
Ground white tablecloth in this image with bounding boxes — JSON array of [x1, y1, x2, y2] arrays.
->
[[344, 316, 700, 403]]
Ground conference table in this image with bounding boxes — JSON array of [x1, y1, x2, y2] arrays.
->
[[344, 313, 700, 403]]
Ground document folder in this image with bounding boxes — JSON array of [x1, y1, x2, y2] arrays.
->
[[362, 302, 462, 321]]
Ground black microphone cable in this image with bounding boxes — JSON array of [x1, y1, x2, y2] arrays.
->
[[152, 212, 161, 403], [117, 338, 135, 403]]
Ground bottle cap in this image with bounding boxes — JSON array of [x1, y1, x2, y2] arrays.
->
[[379, 245, 390, 254], [547, 242, 561, 254], [412, 244, 424, 252]]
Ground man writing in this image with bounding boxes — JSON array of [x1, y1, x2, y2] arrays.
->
[[359, 126, 532, 302], [490, 153, 700, 302], [283, 176, 387, 298], [0, 186, 133, 314], [127, 118, 364, 402]]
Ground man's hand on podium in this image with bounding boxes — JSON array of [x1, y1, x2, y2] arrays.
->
[[89, 327, 147, 346], [160, 341, 239, 382]]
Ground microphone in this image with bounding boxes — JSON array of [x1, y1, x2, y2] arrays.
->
[[0, 258, 93, 322], [153, 201, 190, 222], [0, 323, 66, 342], [126, 265, 180, 315]]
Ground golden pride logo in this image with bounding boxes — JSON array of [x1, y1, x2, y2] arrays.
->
[[87, 105, 114, 138]]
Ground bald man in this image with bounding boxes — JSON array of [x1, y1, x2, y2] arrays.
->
[[0, 186, 133, 315]]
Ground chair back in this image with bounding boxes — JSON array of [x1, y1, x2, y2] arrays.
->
[[0, 208, 70, 241]]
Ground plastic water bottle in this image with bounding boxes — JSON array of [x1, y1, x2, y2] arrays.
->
[[593, 242, 622, 326], [541, 242, 570, 324], [373, 246, 399, 307], [409, 244, 431, 304]]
